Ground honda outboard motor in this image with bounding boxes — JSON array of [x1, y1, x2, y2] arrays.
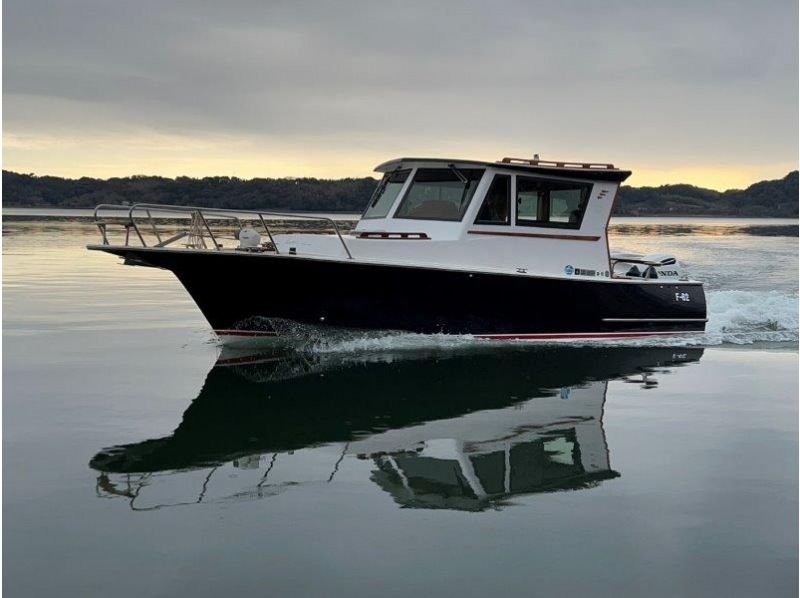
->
[[610, 252, 685, 280]]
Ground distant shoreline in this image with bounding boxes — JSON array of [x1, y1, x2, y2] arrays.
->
[[3, 207, 797, 224], [4, 169, 797, 218]]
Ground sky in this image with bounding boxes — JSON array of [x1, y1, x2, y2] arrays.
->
[[3, 0, 798, 189]]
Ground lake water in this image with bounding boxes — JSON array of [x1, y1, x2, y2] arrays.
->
[[3, 219, 798, 597]]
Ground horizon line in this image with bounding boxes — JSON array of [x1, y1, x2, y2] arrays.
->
[[3, 167, 797, 194]]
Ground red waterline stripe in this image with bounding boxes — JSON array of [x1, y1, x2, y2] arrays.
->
[[475, 331, 691, 340], [215, 329, 278, 337], [217, 354, 278, 366], [215, 329, 694, 340]]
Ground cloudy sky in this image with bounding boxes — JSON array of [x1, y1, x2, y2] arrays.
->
[[3, 0, 798, 188]]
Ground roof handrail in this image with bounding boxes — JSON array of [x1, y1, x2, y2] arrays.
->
[[500, 157, 616, 170]]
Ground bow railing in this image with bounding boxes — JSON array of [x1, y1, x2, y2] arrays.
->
[[92, 203, 353, 259]]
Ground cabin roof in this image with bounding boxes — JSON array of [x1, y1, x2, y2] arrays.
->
[[374, 157, 632, 183]]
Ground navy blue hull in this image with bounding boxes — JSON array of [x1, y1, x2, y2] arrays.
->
[[93, 247, 707, 337]]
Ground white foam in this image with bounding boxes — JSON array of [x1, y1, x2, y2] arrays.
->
[[306, 331, 481, 355], [703, 289, 798, 345], [561, 290, 799, 347]]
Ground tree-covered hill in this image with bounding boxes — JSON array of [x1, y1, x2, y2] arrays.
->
[[1, 173, 376, 212], [615, 170, 798, 216], [2, 169, 797, 217]]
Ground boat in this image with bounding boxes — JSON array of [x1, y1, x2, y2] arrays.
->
[[90, 345, 704, 511], [87, 156, 707, 342]]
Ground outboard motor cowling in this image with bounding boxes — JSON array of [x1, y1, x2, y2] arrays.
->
[[643, 253, 682, 280], [611, 251, 686, 280]]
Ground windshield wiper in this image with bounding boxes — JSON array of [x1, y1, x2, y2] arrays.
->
[[448, 163, 474, 208], [368, 172, 393, 207], [448, 163, 468, 184]]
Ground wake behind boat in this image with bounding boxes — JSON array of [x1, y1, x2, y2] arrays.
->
[[87, 156, 707, 342]]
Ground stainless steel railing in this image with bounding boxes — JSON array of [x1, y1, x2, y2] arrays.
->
[[92, 203, 353, 259]]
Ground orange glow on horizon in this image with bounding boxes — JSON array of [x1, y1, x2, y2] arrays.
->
[[3, 132, 796, 191], [624, 163, 797, 190]]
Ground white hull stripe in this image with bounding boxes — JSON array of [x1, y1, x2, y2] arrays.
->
[[601, 318, 708, 323], [474, 331, 698, 340]]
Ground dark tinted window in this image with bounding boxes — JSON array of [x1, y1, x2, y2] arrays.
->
[[362, 169, 410, 219], [394, 167, 484, 221], [474, 174, 511, 225], [515, 176, 592, 229]]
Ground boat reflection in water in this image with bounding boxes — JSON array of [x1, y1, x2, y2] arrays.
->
[[90, 345, 703, 511]]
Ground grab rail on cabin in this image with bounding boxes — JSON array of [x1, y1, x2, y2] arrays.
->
[[92, 203, 353, 259]]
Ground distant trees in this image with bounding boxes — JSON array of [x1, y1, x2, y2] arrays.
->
[[614, 171, 798, 216], [1, 172, 378, 212], [3, 170, 797, 217]]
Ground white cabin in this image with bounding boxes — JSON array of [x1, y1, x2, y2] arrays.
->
[[279, 156, 650, 281]]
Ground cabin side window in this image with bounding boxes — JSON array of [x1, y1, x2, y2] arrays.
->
[[362, 169, 410, 219], [515, 176, 592, 229], [474, 174, 511, 225], [394, 167, 484, 221]]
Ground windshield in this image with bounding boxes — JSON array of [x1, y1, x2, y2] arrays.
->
[[394, 168, 484, 221], [362, 170, 410, 219]]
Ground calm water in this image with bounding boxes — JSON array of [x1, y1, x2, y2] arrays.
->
[[3, 220, 798, 597]]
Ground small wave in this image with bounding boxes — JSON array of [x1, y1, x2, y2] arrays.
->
[[307, 331, 479, 354], [704, 289, 798, 345]]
